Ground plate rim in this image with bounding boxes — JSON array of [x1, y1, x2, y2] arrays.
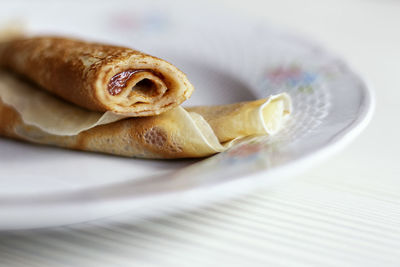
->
[[0, 22, 375, 230]]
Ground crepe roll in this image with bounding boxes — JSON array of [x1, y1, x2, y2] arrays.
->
[[0, 36, 194, 116], [0, 71, 291, 159]]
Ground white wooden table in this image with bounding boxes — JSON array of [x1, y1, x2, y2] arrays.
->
[[1, 0, 399, 266]]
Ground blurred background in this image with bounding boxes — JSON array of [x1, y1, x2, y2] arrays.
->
[[0, 0, 399, 266]]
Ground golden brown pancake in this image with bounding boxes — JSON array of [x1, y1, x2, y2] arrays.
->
[[0, 36, 194, 116], [0, 71, 291, 159]]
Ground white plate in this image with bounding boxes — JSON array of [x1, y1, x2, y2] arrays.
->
[[0, 1, 374, 230]]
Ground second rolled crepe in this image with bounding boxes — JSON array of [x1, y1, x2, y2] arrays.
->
[[0, 36, 194, 116], [0, 71, 291, 159]]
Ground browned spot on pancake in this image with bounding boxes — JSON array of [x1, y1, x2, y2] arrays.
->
[[144, 127, 167, 148], [167, 143, 183, 153]]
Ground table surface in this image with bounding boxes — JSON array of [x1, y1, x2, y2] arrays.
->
[[1, 0, 399, 266]]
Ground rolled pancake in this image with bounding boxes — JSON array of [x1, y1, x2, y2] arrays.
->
[[0, 36, 194, 116], [0, 71, 291, 159]]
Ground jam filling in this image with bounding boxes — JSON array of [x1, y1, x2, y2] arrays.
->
[[107, 69, 161, 96]]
